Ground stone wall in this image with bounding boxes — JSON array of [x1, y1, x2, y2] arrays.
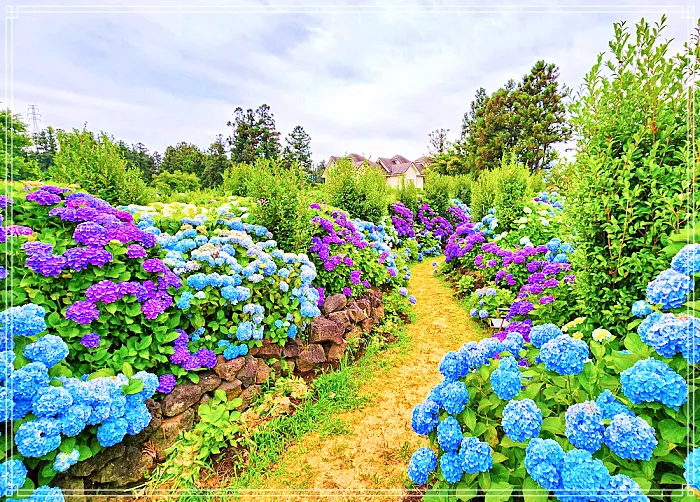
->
[[58, 289, 385, 495]]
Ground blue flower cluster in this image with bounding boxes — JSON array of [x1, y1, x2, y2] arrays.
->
[[437, 416, 463, 452], [539, 334, 589, 375], [411, 400, 439, 436], [631, 300, 652, 318], [564, 401, 604, 452], [645, 268, 694, 310], [557, 449, 611, 502], [502, 398, 542, 443], [595, 389, 634, 420], [490, 356, 522, 400], [603, 414, 657, 460], [407, 447, 437, 485], [620, 358, 687, 410], [459, 436, 492, 474], [525, 438, 564, 490], [685, 449, 699, 491], [530, 323, 562, 349], [671, 244, 700, 276]]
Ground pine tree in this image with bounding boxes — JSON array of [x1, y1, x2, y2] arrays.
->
[[226, 104, 281, 164], [202, 135, 230, 188], [281, 125, 313, 171]]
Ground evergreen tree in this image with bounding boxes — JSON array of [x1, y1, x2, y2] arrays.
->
[[427, 128, 451, 156], [202, 135, 230, 188], [160, 142, 207, 182], [281, 125, 312, 171], [28, 126, 58, 174], [226, 104, 281, 163]]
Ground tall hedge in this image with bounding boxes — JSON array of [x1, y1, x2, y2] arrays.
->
[[566, 16, 698, 335]]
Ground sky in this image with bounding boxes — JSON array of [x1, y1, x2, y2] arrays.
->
[[4, 0, 696, 164]]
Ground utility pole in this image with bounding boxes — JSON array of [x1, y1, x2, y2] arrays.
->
[[27, 105, 41, 150]]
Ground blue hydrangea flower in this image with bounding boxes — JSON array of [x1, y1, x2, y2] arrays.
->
[[53, 449, 80, 473], [646, 268, 694, 310], [490, 357, 522, 400], [23, 334, 68, 369], [621, 358, 687, 410], [0, 350, 15, 383], [478, 337, 502, 359], [525, 438, 565, 490], [530, 324, 563, 349], [437, 416, 463, 452], [125, 401, 152, 435], [6, 362, 50, 400], [440, 451, 463, 484], [683, 316, 700, 364], [411, 400, 439, 436], [407, 447, 437, 485], [685, 449, 699, 491], [28, 485, 64, 502], [599, 474, 649, 502], [502, 398, 543, 443], [57, 404, 91, 437], [557, 449, 611, 502], [639, 313, 686, 358], [0, 459, 28, 497], [479, 309, 488, 319], [97, 417, 128, 447], [603, 414, 657, 461], [458, 436, 492, 474], [133, 370, 159, 400], [502, 332, 524, 356], [459, 342, 488, 370], [0, 303, 47, 337], [638, 311, 663, 343], [565, 401, 604, 452], [470, 308, 478, 317], [176, 291, 194, 309], [439, 351, 467, 382], [32, 387, 73, 418], [14, 418, 62, 457], [671, 244, 700, 276], [539, 335, 589, 376], [631, 300, 653, 318], [595, 390, 634, 420], [439, 381, 470, 415]]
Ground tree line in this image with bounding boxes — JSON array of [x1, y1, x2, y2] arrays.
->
[[2, 104, 320, 190]]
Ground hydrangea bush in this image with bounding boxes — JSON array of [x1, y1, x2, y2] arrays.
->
[[409, 231, 698, 500]]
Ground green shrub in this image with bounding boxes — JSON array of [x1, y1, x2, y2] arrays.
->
[[324, 157, 389, 223], [469, 169, 499, 221], [566, 16, 696, 336], [221, 162, 256, 196], [449, 174, 473, 206], [245, 159, 313, 251], [151, 169, 201, 196], [395, 179, 420, 214], [423, 171, 451, 215], [48, 128, 149, 205], [493, 154, 533, 230]]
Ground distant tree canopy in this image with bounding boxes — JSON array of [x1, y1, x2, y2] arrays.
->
[[430, 60, 570, 176], [282, 125, 313, 172], [159, 142, 208, 179], [1, 110, 38, 180], [227, 104, 281, 164]]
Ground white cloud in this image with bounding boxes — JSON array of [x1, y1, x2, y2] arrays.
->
[[4, 0, 694, 164]]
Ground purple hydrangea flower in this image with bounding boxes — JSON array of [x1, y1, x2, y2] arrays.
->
[[80, 332, 101, 348], [126, 244, 147, 259], [65, 301, 100, 324], [156, 374, 176, 394]]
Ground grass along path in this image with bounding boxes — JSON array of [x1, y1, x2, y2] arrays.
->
[[238, 258, 485, 501]]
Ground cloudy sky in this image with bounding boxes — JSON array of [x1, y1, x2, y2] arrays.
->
[[5, 0, 695, 164]]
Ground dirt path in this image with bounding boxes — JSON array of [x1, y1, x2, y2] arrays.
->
[[249, 259, 484, 501]]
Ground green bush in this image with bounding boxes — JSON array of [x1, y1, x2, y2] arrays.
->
[[245, 159, 313, 251], [221, 162, 257, 196], [395, 179, 420, 214], [152, 169, 201, 196], [469, 169, 499, 221], [48, 128, 149, 205], [449, 174, 473, 206], [566, 16, 696, 336], [423, 171, 451, 215], [324, 157, 389, 223], [493, 154, 533, 230]]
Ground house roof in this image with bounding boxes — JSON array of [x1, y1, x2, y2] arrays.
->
[[327, 153, 429, 177]]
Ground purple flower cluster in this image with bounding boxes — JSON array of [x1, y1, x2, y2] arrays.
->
[[444, 224, 483, 263], [170, 329, 218, 370], [391, 202, 416, 238], [26, 189, 61, 206]]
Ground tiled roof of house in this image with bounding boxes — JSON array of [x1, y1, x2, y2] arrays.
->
[[328, 153, 430, 177]]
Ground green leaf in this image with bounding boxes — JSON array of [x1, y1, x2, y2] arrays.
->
[[484, 482, 513, 502], [121, 362, 134, 379], [122, 379, 144, 395], [659, 419, 687, 444], [523, 477, 549, 502], [660, 473, 687, 485]]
